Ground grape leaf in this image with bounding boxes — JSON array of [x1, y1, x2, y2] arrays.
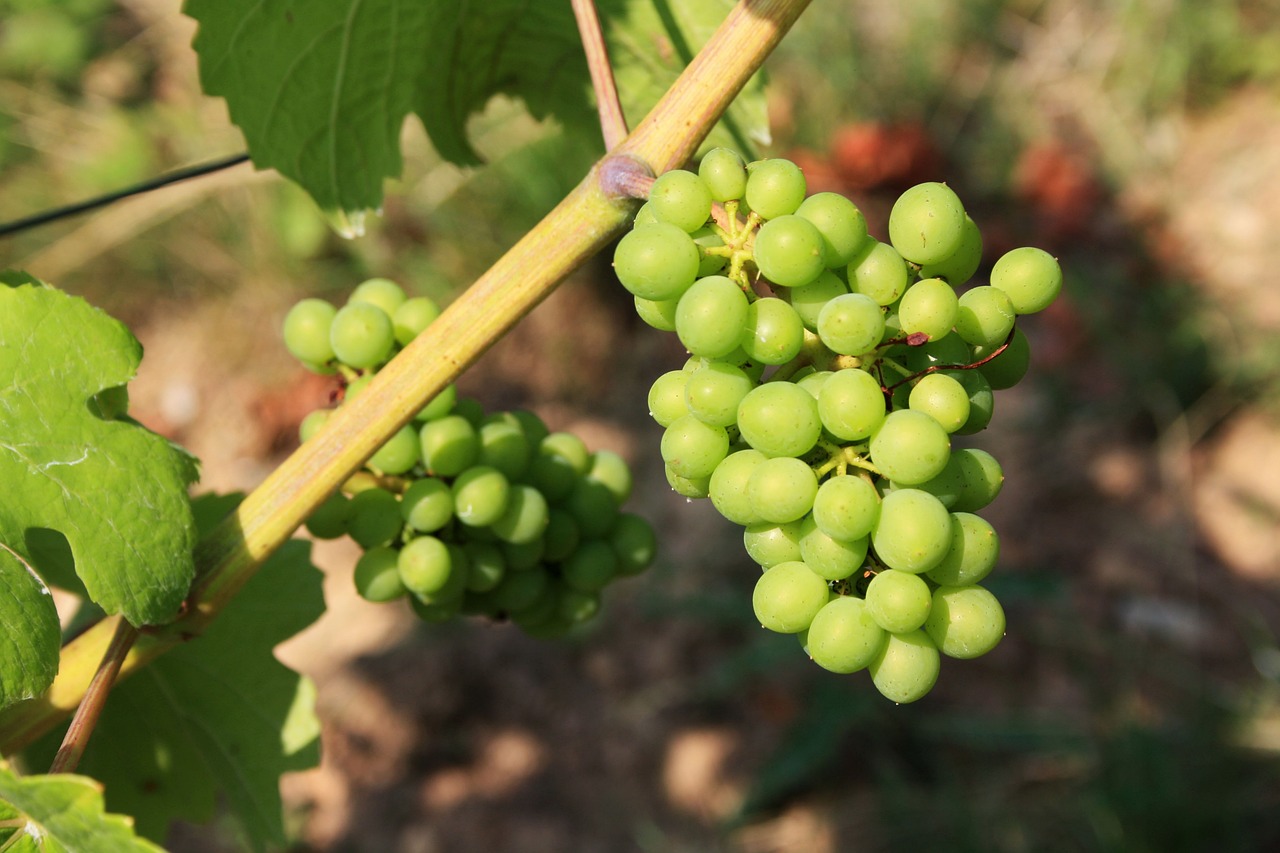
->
[[0, 759, 166, 852], [184, 0, 765, 222], [0, 277, 197, 638], [0, 548, 60, 708], [25, 494, 325, 849]]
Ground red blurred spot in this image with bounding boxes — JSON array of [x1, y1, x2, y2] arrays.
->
[[830, 121, 946, 191], [1012, 142, 1105, 243]]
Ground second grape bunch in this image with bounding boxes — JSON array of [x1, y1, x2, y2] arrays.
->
[[614, 149, 1062, 703]]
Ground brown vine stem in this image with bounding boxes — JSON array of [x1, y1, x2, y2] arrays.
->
[[572, 0, 628, 151], [47, 619, 137, 773], [0, 0, 813, 755]]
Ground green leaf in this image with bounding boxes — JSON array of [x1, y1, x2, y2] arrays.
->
[[184, 0, 766, 222], [0, 759, 166, 852], [0, 276, 198, 628], [0, 548, 60, 709], [25, 494, 325, 849]]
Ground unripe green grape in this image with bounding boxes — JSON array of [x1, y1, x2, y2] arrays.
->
[[648, 369, 690, 427], [869, 409, 951, 485], [491, 484, 549, 544], [698, 147, 748, 202], [401, 476, 453, 532], [666, 465, 710, 499], [753, 215, 825, 287], [649, 169, 713, 233], [452, 397, 485, 427], [924, 584, 1005, 659], [691, 225, 728, 277], [796, 369, 831, 399], [870, 488, 953, 573], [305, 491, 352, 539], [741, 297, 804, 365], [392, 296, 441, 346], [869, 629, 940, 703], [972, 327, 1030, 390], [954, 285, 1016, 348], [661, 414, 729, 480], [748, 456, 818, 523], [368, 424, 421, 474], [586, 449, 632, 504], [353, 546, 406, 602], [543, 509, 581, 562], [865, 569, 933, 633], [898, 277, 959, 342], [737, 382, 822, 458], [709, 448, 767, 525], [502, 537, 545, 571], [902, 333, 971, 374], [558, 588, 602, 624], [888, 182, 966, 266], [685, 362, 753, 428], [462, 541, 506, 592], [452, 465, 511, 527], [745, 158, 807, 220], [919, 214, 983, 286], [635, 294, 680, 331], [528, 432, 590, 502], [743, 520, 804, 568], [414, 384, 457, 423], [817, 292, 885, 355], [789, 270, 848, 331], [946, 369, 993, 435], [908, 373, 970, 434], [420, 414, 478, 477], [796, 191, 868, 268], [818, 368, 886, 442], [613, 223, 700, 300], [848, 240, 910, 306], [914, 447, 1004, 512], [489, 565, 549, 613], [283, 298, 338, 365], [511, 409, 550, 447], [990, 246, 1062, 314], [798, 515, 867, 581], [633, 202, 659, 227], [348, 487, 403, 549], [398, 535, 455, 596], [675, 275, 750, 359], [350, 277, 407, 318], [299, 409, 329, 444], [330, 302, 395, 369], [564, 477, 619, 539], [812, 474, 880, 541], [478, 419, 532, 480], [562, 539, 618, 592], [803, 596, 886, 673], [927, 512, 999, 586], [753, 560, 831, 633], [611, 512, 657, 575]]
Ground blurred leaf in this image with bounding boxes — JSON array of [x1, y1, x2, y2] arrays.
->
[[0, 548, 59, 709]]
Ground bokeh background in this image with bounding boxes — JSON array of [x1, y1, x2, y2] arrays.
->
[[4, 0, 1280, 850]]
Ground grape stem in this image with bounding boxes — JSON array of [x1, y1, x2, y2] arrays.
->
[[47, 618, 138, 774], [882, 324, 1017, 393], [572, 0, 629, 150]]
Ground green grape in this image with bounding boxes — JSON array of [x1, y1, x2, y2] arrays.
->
[[869, 629, 940, 703], [798, 516, 868, 581], [927, 512, 999, 586], [919, 214, 983, 286], [367, 424, 421, 474], [795, 191, 868, 268], [452, 397, 485, 426], [586, 449, 632, 504], [848, 240, 910, 306], [803, 596, 886, 674], [463, 541, 506, 592], [635, 294, 680, 331], [990, 246, 1062, 314], [661, 414, 729, 480], [887, 182, 966, 266], [796, 369, 832, 399], [972, 327, 1029, 390], [685, 362, 753, 428], [865, 569, 933, 633], [527, 432, 590, 501], [741, 297, 805, 365], [489, 566, 549, 613], [562, 539, 618, 592], [924, 584, 1005, 659], [491, 484, 549, 544], [817, 293, 885, 356], [478, 419, 532, 480], [812, 474, 880, 541], [392, 296, 441, 346], [633, 201, 659, 226], [410, 593, 463, 624], [348, 488, 403, 549], [613, 223, 700, 300], [898, 277, 959, 342], [611, 512, 657, 575], [564, 478, 619, 538], [353, 546, 406, 602], [954, 285, 1015, 348], [305, 491, 352, 539], [649, 169, 713, 233], [330, 302, 395, 369], [913, 447, 1004, 512], [818, 368, 886, 441], [648, 369, 691, 427], [748, 456, 818, 523], [789, 270, 848, 331], [299, 409, 329, 444], [737, 382, 822, 458], [343, 375, 374, 405], [698, 147, 748, 202], [753, 214, 825, 287], [902, 333, 971, 374], [502, 537, 545, 571], [398, 535, 456, 596], [744, 158, 807, 220], [675, 275, 750, 359], [752, 560, 830, 633], [870, 488, 953, 573], [743, 519, 804, 568], [558, 588, 601, 624], [401, 476, 453, 532], [452, 465, 511, 527], [869, 409, 951, 485], [283, 298, 337, 365], [666, 465, 711, 499], [544, 509, 581, 562], [420, 414, 479, 477], [415, 384, 458, 423], [349, 277, 407, 318], [708, 448, 767, 525], [946, 369, 993, 435], [908, 373, 970, 434], [511, 409, 551, 446]]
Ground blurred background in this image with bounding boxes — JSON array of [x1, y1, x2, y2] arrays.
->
[[4, 0, 1280, 850]]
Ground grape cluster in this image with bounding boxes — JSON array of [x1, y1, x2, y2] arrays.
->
[[282, 279, 657, 638], [614, 150, 1062, 702]]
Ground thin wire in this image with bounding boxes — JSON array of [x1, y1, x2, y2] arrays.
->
[[0, 152, 252, 239]]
